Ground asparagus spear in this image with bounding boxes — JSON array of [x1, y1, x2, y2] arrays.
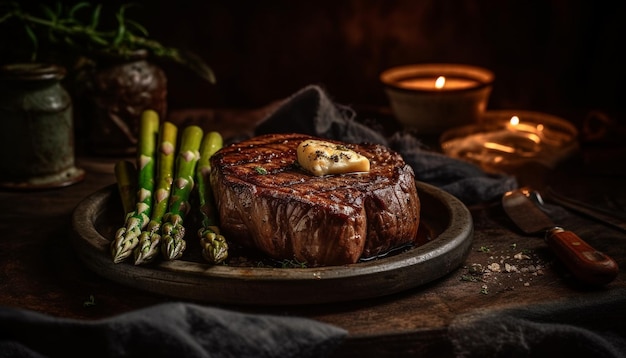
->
[[110, 110, 160, 263], [133, 121, 178, 265], [161, 125, 204, 260], [114, 160, 137, 218], [196, 131, 228, 264]]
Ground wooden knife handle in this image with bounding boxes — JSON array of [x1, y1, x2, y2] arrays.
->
[[546, 227, 619, 286]]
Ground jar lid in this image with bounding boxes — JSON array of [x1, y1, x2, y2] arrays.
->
[[0, 63, 66, 81]]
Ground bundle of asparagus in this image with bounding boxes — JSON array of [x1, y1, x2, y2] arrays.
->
[[111, 111, 227, 265]]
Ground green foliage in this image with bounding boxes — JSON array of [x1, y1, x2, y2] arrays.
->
[[0, 1, 215, 83]]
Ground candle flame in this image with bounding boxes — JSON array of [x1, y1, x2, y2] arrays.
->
[[435, 76, 446, 89]]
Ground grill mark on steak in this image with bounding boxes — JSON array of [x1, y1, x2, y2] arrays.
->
[[210, 133, 420, 266]]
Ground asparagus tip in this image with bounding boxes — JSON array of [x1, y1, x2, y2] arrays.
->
[[133, 232, 162, 265], [111, 227, 141, 263], [200, 229, 229, 264], [162, 235, 187, 260]]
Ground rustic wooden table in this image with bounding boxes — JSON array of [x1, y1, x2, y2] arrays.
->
[[1, 107, 624, 356]]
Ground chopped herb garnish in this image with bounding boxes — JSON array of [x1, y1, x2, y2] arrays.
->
[[83, 294, 96, 307], [461, 274, 479, 282], [254, 166, 268, 175], [279, 257, 308, 268]]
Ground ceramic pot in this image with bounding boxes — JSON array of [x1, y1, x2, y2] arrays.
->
[[75, 50, 167, 156], [0, 63, 84, 189]]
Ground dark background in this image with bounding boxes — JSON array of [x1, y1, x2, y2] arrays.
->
[[137, 1, 626, 118], [4, 1, 626, 121]]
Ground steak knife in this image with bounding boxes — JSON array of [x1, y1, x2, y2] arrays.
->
[[502, 188, 619, 286]]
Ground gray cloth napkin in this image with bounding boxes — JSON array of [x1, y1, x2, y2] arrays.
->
[[0, 302, 347, 358], [255, 84, 517, 205], [448, 288, 626, 358]]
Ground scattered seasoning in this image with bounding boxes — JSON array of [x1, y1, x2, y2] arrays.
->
[[278, 257, 308, 268], [312, 146, 353, 162], [468, 263, 483, 274], [514, 252, 531, 260], [83, 294, 96, 307], [461, 274, 479, 282], [487, 263, 501, 272], [254, 166, 268, 175], [461, 243, 548, 295], [478, 246, 490, 253], [229, 255, 309, 269]]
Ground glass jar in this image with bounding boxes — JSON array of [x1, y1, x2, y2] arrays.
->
[[0, 63, 84, 189]]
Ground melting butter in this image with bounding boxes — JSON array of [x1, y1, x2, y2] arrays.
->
[[297, 139, 370, 176]]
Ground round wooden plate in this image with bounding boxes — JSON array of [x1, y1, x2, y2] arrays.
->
[[71, 181, 473, 305]]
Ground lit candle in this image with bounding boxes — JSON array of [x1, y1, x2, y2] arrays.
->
[[440, 109, 579, 173], [506, 115, 543, 143], [397, 76, 480, 90], [380, 63, 495, 134]]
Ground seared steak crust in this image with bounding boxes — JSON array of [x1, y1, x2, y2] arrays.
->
[[210, 133, 420, 266]]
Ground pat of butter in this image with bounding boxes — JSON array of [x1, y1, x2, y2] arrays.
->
[[297, 139, 370, 176]]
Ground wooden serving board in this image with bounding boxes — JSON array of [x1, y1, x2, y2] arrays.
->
[[71, 181, 473, 305]]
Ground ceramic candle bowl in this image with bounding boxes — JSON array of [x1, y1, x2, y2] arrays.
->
[[380, 63, 494, 135]]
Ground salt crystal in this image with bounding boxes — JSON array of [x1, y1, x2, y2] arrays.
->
[[488, 263, 501, 272]]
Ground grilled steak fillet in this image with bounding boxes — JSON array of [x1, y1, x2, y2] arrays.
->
[[209, 133, 420, 266]]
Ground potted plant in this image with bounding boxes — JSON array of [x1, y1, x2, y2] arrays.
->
[[0, 1, 215, 155]]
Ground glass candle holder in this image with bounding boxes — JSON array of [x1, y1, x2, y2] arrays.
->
[[440, 110, 579, 174]]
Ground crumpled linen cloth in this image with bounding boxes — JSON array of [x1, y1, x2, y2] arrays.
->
[[0, 302, 347, 358], [256, 85, 517, 205], [448, 287, 626, 358]]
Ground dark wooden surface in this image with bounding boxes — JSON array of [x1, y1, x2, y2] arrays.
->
[[1, 108, 625, 356]]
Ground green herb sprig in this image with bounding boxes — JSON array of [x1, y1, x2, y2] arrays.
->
[[254, 166, 268, 175], [0, 1, 215, 83]]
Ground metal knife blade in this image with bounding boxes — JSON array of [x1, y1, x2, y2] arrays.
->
[[502, 189, 554, 234], [502, 188, 619, 286]]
